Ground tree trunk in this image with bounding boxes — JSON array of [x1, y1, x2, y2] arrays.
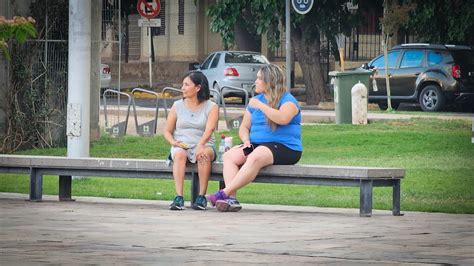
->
[[292, 28, 326, 105]]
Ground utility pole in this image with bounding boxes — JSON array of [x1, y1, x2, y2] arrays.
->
[[67, 0, 91, 159], [285, 0, 291, 90]]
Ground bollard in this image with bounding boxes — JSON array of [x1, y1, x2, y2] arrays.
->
[[351, 82, 368, 125]]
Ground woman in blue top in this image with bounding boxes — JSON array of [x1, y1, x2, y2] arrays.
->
[[207, 64, 302, 212]]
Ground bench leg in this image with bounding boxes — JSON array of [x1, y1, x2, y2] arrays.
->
[[219, 180, 225, 190], [392, 179, 403, 216], [29, 168, 42, 201], [191, 172, 199, 204], [360, 180, 373, 217], [59, 175, 75, 201]]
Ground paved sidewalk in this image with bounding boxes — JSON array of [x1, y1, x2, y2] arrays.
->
[[100, 106, 474, 136], [1, 193, 473, 265]]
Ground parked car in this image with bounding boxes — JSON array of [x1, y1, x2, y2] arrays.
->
[[361, 43, 474, 111], [193, 51, 270, 103], [100, 63, 111, 91]]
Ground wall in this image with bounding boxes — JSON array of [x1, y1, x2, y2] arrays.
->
[[141, 0, 195, 61], [138, 0, 222, 62]]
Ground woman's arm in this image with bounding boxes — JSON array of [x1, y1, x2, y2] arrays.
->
[[197, 104, 219, 146], [248, 98, 299, 125], [163, 105, 179, 147], [239, 110, 252, 146]]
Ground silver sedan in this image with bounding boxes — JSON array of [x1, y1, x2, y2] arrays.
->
[[196, 51, 270, 103]]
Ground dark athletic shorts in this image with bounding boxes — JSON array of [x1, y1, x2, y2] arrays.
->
[[251, 142, 302, 165]]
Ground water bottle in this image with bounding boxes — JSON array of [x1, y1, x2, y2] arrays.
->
[[218, 134, 226, 162]]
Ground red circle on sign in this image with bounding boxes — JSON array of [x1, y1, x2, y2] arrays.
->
[[137, 0, 161, 19]]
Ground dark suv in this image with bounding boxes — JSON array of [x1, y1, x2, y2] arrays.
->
[[362, 44, 474, 111]]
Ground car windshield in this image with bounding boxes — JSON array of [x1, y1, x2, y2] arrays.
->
[[224, 52, 267, 64]]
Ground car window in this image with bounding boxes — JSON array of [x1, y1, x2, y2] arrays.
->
[[400, 50, 424, 68], [370, 51, 400, 69], [428, 51, 443, 66], [451, 50, 474, 66], [210, 53, 221, 69], [201, 53, 215, 70], [224, 52, 267, 64]]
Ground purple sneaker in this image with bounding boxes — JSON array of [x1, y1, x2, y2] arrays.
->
[[216, 198, 242, 212], [207, 190, 228, 206]]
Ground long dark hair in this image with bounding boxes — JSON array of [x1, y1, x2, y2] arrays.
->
[[184, 71, 210, 103]]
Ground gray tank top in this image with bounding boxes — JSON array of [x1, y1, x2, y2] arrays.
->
[[173, 99, 216, 146]]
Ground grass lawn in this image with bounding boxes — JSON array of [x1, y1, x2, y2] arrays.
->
[[1, 118, 473, 214]]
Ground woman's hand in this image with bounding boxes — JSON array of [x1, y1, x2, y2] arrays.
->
[[195, 144, 209, 164], [242, 139, 251, 148], [248, 98, 264, 110]]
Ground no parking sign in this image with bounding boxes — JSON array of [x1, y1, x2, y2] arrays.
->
[[137, 0, 161, 19]]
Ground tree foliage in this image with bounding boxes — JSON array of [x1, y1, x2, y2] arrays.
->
[[407, 0, 474, 44], [0, 16, 37, 60], [207, 0, 360, 104]]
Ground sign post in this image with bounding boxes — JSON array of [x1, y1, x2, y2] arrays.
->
[[291, 0, 314, 15], [137, 0, 161, 88]]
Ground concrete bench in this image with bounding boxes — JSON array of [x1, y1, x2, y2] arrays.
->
[[0, 154, 405, 217]]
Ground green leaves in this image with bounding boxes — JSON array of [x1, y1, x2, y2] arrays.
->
[[407, 0, 474, 43], [0, 16, 37, 61]]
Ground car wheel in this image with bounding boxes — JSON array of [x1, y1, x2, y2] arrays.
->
[[419, 85, 445, 112], [378, 101, 388, 110]]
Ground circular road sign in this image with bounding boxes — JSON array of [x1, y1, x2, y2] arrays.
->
[[137, 0, 161, 19], [292, 0, 314, 15]]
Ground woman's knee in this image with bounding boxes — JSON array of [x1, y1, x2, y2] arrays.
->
[[223, 147, 246, 165], [246, 148, 273, 167], [173, 151, 187, 162]]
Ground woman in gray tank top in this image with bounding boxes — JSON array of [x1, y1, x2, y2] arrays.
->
[[163, 71, 218, 211]]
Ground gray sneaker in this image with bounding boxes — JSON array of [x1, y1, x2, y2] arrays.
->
[[169, 195, 185, 210], [216, 197, 242, 212]]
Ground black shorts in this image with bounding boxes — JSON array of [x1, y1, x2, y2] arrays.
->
[[253, 142, 302, 165]]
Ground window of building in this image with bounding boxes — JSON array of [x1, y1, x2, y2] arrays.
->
[[150, 0, 166, 36], [178, 0, 184, 35]]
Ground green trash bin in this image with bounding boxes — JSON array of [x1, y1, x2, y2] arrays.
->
[[329, 70, 372, 124]]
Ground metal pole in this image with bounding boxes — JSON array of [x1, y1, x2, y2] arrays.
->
[[67, 0, 91, 158], [118, 0, 122, 92], [149, 26, 153, 88], [285, 0, 291, 90], [118, 0, 122, 121]]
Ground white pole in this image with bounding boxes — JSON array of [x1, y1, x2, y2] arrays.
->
[[67, 0, 91, 158], [149, 26, 153, 88], [285, 0, 291, 90]]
